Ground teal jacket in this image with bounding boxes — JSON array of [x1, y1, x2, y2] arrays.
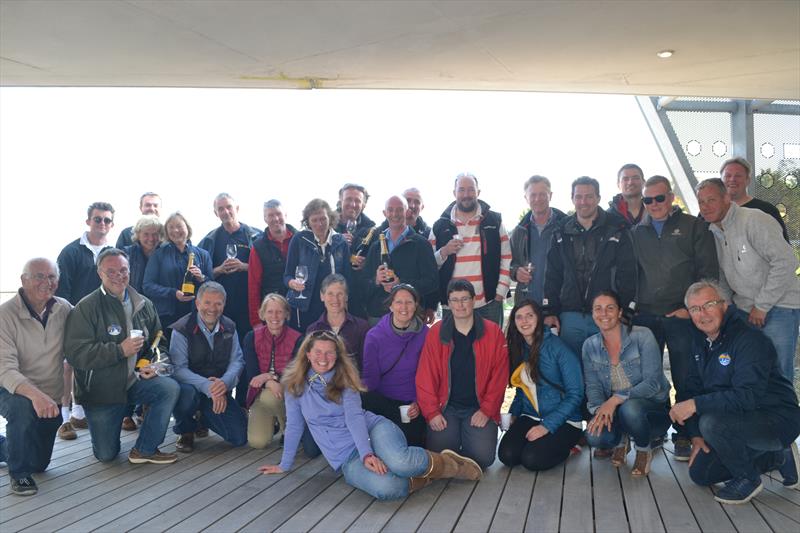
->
[[64, 286, 161, 405]]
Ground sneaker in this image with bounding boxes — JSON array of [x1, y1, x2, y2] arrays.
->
[[69, 416, 88, 429], [10, 476, 38, 496], [673, 438, 692, 462], [121, 417, 138, 431], [176, 433, 194, 453], [57, 421, 77, 440], [778, 442, 799, 489], [128, 448, 178, 465], [714, 477, 763, 504]]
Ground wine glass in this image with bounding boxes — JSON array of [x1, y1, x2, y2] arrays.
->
[[226, 244, 238, 260], [345, 219, 357, 235], [294, 265, 308, 299]]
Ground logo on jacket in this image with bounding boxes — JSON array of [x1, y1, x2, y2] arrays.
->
[[718, 353, 731, 366], [693, 353, 700, 362], [107, 324, 122, 336], [671, 229, 682, 236]]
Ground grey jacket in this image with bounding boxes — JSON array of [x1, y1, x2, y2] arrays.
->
[[709, 202, 799, 313], [509, 208, 567, 305], [632, 207, 719, 315]]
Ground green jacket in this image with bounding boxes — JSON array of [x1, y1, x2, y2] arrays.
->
[[64, 286, 161, 405]]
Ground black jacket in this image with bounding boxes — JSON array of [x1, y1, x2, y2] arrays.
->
[[684, 307, 800, 438], [362, 229, 438, 317], [543, 208, 636, 316], [431, 200, 504, 305], [55, 238, 112, 305], [336, 212, 377, 318]]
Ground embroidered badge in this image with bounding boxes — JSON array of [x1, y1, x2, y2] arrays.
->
[[671, 228, 682, 236], [107, 324, 122, 336], [718, 353, 731, 366]]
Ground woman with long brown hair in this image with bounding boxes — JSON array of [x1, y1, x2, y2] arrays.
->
[[498, 299, 584, 471]]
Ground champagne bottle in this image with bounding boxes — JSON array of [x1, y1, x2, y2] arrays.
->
[[350, 227, 377, 266], [136, 330, 163, 370], [181, 252, 196, 295], [379, 233, 396, 282]]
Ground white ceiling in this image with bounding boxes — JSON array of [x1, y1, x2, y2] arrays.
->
[[1, 0, 799, 99]]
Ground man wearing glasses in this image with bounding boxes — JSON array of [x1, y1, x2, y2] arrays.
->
[[670, 280, 799, 504], [0, 258, 71, 495], [64, 249, 180, 465], [696, 178, 799, 384], [631, 175, 719, 461], [54, 202, 115, 440]]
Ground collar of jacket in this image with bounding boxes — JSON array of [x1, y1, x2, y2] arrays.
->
[[99, 284, 146, 314], [639, 205, 682, 227], [696, 305, 739, 349], [437, 199, 493, 222], [438, 311, 485, 344], [517, 207, 566, 230]]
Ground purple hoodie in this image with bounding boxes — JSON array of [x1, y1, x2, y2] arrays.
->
[[279, 368, 384, 472], [361, 314, 429, 402]]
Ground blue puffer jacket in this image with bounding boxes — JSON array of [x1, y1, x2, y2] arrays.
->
[[282, 230, 351, 312], [142, 241, 213, 319], [582, 325, 670, 414], [509, 330, 583, 433]]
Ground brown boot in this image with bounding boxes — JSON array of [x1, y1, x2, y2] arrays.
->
[[441, 449, 483, 480], [409, 450, 482, 493]]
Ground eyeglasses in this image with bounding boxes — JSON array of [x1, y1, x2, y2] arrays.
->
[[448, 296, 473, 305], [28, 273, 58, 282], [642, 194, 667, 205], [101, 268, 129, 278], [92, 216, 114, 225], [687, 299, 724, 314]]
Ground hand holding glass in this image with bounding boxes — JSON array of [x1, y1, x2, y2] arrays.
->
[[294, 266, 308, 299]]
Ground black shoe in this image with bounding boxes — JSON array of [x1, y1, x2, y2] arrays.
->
[[778, 442, 799, 489], [10, 476, 38, 496]]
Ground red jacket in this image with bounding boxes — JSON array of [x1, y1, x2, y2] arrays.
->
[[244, 324, 301, 408], [416, 315, 509, 424]]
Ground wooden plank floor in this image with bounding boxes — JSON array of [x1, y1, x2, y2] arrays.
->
[[1, 423, 799, 533]]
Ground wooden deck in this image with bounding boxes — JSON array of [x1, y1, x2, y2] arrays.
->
[[1, 423, 799, 533]]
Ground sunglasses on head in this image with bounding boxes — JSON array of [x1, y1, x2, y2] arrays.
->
[[642, 194, 667, 205], [92, 216, 113, 224], [308, 330, 339, 341]]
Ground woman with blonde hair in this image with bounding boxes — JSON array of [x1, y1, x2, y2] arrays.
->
[[243, 294, 302, 448], [258, 330, 481, 500]]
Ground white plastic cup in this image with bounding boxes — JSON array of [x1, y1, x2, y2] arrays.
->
[[130, 329, 144, 338], [501, 412, 512, 431], [399, 405, 411, 423]]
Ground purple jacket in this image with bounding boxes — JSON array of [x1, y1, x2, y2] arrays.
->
[[279, 368, 384, 472], [362, 314, 428, 403], [306, 312, 370, 369]]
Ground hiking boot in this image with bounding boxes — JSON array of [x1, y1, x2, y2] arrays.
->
[[778, 442, 799, 489], [714, 476, 763, 504], [631, 450, 653, 476], [69, 416, 88, 429], [57, 421, 77, 440], [673, 438, 692, 462], [176, 433, 195, 453], [121, 417, 138, 431], [128, 448, 178, 464], [10, 476, 37, 496]]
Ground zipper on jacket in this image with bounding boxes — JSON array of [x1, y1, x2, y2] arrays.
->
[[85, 370, 94, 391]]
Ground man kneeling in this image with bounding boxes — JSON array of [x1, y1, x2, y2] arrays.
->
[[670, 280, 800, 504], [170, 282, 247, 452]]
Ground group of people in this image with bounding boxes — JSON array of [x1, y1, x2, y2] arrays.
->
[[0, 158, 798, 506]]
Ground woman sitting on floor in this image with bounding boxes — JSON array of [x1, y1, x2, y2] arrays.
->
[[583, 291, 671, 476], [258, 330, 481, 500], [498, 299, 584, 471]]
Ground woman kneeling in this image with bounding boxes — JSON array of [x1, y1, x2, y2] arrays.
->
[[258, 331, 481, 500], [499, 300, 584, 471], [583, 291, 671, 476]]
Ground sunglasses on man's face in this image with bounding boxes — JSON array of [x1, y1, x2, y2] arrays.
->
[[92, 216, 114, 225], [642, 194, 667, 205]]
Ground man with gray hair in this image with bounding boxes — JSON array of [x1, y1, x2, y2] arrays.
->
[[169, 282, 247, 453], [670, 280, 800, 504], [248, 199, 298, 327], [696, 178, 799, 383], [116, 192, 163, 249], [0, 258, 71, 495], [720, 157, 788, 241]]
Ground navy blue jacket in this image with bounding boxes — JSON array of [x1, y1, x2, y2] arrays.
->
[[124, 243, 150, 293], [684, 307, 800, 438], [55, 238, 112, 305], [282, 230, 351, 312], [142, 242, 212, 319]]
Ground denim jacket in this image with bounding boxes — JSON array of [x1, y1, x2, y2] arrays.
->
[[582, 325, 670, 414], [509, 330, 583, 433]]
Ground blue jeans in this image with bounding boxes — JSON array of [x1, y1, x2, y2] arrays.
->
[[559, 312, 598, 358], [758, 307, 799, 383], [84, 376, 180, 461], [301, 426, 322, 457], [689, 410, 799, 484], [173, 382, 247, 446], [426, 405, 498, 468], [584, 398, 671, 451], [340, 418, 429, 500], [0, 388, 62, 478], [633, 313, 693, 440]]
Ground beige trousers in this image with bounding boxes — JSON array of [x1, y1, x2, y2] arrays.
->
[[247, 388, 285, 449]]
